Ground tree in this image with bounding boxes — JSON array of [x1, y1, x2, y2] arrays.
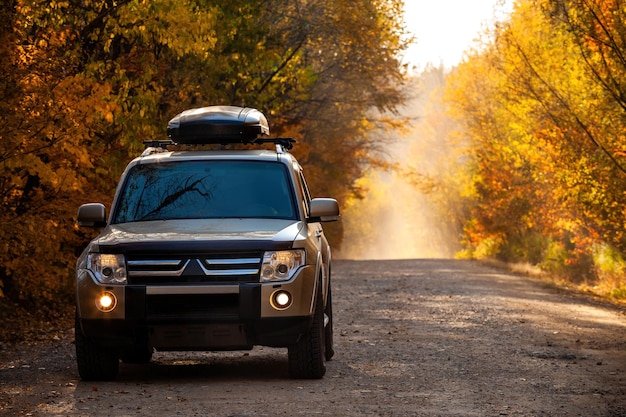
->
[[0, 0, 409, 323], [447, 0, 626, 291]]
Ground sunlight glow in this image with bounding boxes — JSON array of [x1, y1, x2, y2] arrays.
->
[[402, 0, 514, 69]]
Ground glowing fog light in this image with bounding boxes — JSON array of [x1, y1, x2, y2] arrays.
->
[[96, 292, 117, 312], [271, 290, 292, 310]]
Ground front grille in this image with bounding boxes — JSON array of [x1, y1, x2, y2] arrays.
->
[[126, 252, 262, 285]]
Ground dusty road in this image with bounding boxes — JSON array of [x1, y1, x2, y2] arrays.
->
[[1, 259, 625, 416]]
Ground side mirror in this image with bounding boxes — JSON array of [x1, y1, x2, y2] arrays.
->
[[77, 203, 107, 227], [309, 198, 340, 222]]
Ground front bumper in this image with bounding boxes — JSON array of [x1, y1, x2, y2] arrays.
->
[[77, 315, 312, 350], [75, 266, 317, 350]]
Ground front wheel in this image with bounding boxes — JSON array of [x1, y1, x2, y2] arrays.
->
[[75, 314, 120, 381], [288, 282, 326, 379]]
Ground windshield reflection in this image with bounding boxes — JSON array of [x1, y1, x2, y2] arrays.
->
[[113, 161, 297, 223]]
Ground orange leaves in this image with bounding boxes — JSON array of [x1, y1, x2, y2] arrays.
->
[[0, 0, 411, 314], [446, 0, 626, 288]]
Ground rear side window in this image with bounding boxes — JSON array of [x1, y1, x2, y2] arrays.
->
[[113, 161, 297, 223]]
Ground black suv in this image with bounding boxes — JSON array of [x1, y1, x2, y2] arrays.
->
[[75, 106, 339, 380]]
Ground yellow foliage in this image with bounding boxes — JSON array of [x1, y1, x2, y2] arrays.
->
[[0, 0, 409, 315], [445, 0, 626, 292]]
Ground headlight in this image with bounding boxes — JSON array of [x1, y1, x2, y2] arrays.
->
[[260, 250, 305, 282], [87, 254, 127, 284]]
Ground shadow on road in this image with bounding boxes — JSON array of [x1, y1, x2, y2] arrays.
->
[[113, 349, 290, 383]]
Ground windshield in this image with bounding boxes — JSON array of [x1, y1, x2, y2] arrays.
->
[[112, 160, 297, 223]]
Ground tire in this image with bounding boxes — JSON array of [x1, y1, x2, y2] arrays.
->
[[288, 281, 326, 379], [324, 277, 335, 361], [75, 314, 120, 381]]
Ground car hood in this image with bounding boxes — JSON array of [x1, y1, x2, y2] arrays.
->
[[93, 219, 306, 253]]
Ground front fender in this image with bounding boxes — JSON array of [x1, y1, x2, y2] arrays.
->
[[76, 269, 125, 320]]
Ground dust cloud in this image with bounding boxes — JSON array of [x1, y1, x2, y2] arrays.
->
[[336, 68, 462, 260]]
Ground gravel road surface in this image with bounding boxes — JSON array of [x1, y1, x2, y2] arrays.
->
[[1, 259, 625, 416]]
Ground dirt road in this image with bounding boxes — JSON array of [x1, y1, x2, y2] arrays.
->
[[1, 259, 625, 416]]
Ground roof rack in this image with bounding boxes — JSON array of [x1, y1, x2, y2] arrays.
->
[[141, 137, 296, 153], [255, 138, 296, 150], [141, 140, 175, 156], [143, 140, 175, 149]]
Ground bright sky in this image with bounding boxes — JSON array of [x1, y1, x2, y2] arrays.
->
[[402, 0, 514, 69]]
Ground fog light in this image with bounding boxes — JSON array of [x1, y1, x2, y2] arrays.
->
[[271, 290, 292, 310], [96, 291, 117, 312]]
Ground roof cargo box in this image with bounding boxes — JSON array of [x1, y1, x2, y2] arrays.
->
[[167, 106, 270, 144]]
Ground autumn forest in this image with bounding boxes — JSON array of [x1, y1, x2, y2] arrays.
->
[[1, 0, 625, 337]]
